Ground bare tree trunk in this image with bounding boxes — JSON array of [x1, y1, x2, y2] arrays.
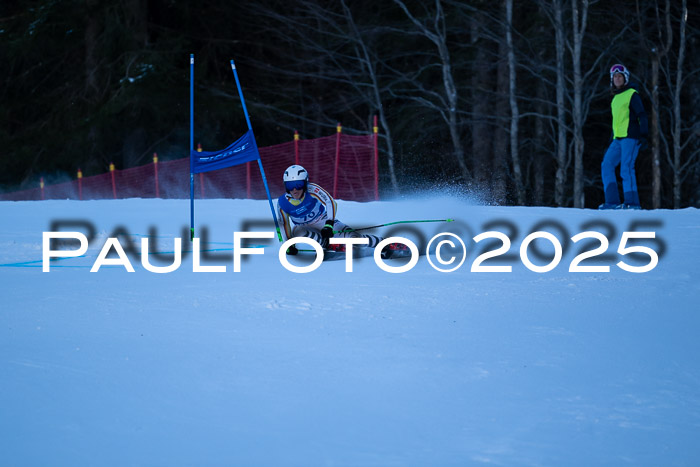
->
[[506, 0, 525, 205], [672, 0, 687, 208], [534, 76, 547, 205], [85, 0, 100, 163], [84, 0, 100, 100], [471, 13, 492, 192], [493, 35, 509, 204], [376, 113, 399, 194], [394, 0, 470, 183], [122, 0, 149, 169], [652, 0, 672, 209], [650, 54, 662, 208], [638, 0, 671, 209], [553, 0, 568, 207], [533, 6, 548, 206], [340, 0, 399, 193], [571, 0, 588, 208], [436, 4, 469, 184]]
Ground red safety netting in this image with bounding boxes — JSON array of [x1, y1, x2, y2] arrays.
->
[[1, 133, 378, 202]]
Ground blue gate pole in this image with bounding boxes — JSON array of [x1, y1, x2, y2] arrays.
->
[[189, 54, 195, 241], [230, 59, 282, 242]]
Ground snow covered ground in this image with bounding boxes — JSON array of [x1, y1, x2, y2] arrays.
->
[[1, 195, 699, 466]]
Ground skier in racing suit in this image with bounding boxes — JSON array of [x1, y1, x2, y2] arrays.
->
[[276, 164, 384, 256]]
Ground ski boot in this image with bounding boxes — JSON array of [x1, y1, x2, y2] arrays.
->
[[326, 243, 346, 253], [614, 203, 642, 210], [381, 242, 410, 259]]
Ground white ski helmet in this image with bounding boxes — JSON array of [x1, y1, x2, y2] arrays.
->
[[283, 165, 308, 192], [610, 63, 629, 86]]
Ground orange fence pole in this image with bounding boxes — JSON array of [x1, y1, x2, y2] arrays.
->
[[77, 168, 83, 200], [333, 122, 341, 198], [40, 177, 45, 200], [294, 130, 300, 165], [153, 153, 160, 198], [373, 115, 379, 201], [109, 163, 116, 199]]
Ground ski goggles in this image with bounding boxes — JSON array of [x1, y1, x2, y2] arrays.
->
[[610, 64, 627, 75], [285, 180, 306, 191]]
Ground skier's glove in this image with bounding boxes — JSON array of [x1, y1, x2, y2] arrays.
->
[[321, 221, 335, 239], [286, 244, 298, 256]]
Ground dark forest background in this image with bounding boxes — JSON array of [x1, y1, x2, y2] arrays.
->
[[1, 0, 697, 208]]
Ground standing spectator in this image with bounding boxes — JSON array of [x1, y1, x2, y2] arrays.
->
[[599, 64, 649, 210]]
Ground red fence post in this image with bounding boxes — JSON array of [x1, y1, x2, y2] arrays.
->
[[153, 153, 160, 198], [246, 162, 252, 199], [109, 163, 117, 199], [77, 168, 83, 200], [40, 177, 45, 200], [373, 115, 379, 201], [197, 143, 205, 199], [294, 130, 300, 165], [333, 122, 341, 198]]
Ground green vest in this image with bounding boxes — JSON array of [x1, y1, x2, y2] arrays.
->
[[611, 88, 637, 138]]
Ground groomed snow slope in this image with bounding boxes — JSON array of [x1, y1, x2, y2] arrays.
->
[[1, 197, 699, 466]]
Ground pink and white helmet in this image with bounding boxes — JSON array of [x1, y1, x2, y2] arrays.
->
[[610, 64, 629, 86]]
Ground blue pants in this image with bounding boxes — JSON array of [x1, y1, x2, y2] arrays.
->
[[601, 138, 641, 206]]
